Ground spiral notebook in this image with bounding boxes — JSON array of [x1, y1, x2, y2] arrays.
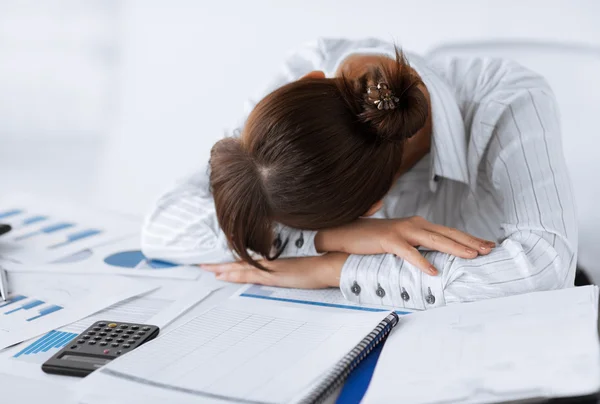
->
[[76, 299, 400, 404]]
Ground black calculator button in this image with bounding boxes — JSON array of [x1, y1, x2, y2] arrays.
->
[[127, 339, 135, 344], [123, 344, 131, 348], [88, 341, 96, 345], [116, 338, 124, 343], [93, 336, 102, 341], [137, 331, 146, 336], [100, 342, 108, 346], [104, 328, 112, 332], [111, 343, 119, 347], [92, 327, 101, 331], [114, 329, 123, 333], [87, 331, 96, 336], [131, 326, 139, 330], [105, 337, 113, 342], [142, 326, 151, 331], [132, 335, 141, 340], [120, 324, 128, 329], [110, 333, 118, 337], [77, 339, 85, 344], [125, 330, 134, 335], [70, 345, 78, 349], [99, 332, 107, 336], [82, 336, 90, 340], [98, 322, 107, 327], [116, 350, 122, 355]]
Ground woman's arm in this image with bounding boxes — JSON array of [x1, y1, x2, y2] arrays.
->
[[337, 87, 576, 309]]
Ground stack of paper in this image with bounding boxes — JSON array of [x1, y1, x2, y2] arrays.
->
[[363, 286, 600, 403]]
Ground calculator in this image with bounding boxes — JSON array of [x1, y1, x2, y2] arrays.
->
[[41, 321, 159, 377]]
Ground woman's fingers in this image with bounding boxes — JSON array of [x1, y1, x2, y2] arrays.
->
[[423, 223, 495, 255], [390, 241, 438, 276], [415, 231, 479, 259]]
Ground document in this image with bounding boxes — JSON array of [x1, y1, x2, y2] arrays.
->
[[0, 277, 222, 383], [363, 286, 600, 403], [11, 237, 204, 280], [77, 299, 392, 404], [237, 284, 415, 314], [0, 193, 139, 264], [0, 272, 155, 349]]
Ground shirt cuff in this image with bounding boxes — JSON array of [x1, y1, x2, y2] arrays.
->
[[273, 225, 322, 258], [340, 252, 448, 310]]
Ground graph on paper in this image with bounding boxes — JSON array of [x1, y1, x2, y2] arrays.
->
[[0, 194, 139, 264], [0, 294, 63, 321], [0, 272, 155, 350]]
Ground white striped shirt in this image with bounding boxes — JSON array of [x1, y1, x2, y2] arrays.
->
[[141, 38, 577, 310]]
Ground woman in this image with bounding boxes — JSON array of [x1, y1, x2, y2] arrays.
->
[[142, 38, 577, 309]]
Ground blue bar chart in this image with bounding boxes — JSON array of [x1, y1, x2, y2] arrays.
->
[[26, 305, 63, 321], [4, 299, 45, 314], [0, 294, 27, 308], [15, 222, 76, 241], [1, 295, 64, 321], [48, 229, 102, 249], [13, 330, 78, 360]]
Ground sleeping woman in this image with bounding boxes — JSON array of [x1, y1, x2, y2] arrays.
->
[[141, 38, 577, 309]]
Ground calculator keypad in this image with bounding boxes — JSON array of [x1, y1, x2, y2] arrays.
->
[[78, 321, 158, 352]]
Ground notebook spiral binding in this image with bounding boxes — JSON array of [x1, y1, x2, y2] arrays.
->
[[298, 312, 400, 404]]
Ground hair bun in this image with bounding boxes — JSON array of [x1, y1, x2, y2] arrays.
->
[[347, 48, 429, 144]]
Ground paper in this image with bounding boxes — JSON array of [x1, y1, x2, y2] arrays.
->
[[77, 299, 391, 404], [10, 237, 204, 280], [363, 286, 600, 404], [0, 271, 155, 349], [0, 193, 139, 264], [237, 284, 415, 314], [0, 277, 222, 382], [0, 372, 76, 404]]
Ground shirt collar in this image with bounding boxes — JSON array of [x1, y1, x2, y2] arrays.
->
[[407, 53, 469, 192]]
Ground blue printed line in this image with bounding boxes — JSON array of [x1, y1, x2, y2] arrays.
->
[[0, 209, 22, 219], [240, 293, 412, 315]]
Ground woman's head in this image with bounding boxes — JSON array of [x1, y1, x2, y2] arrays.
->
[[209, 48, 429, 269]]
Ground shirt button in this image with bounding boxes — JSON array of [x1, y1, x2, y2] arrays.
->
[[376, 285, 385, 298], [350, 281, 361, 296], [401, 287, 410, 301], [426, 287, 436, 305], [295, 237, 304, 248]]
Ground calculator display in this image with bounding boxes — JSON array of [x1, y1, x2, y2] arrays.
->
[[59, 354, 112, 366]]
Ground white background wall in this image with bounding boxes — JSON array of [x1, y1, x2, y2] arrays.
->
[[1, 1, 599, 258]]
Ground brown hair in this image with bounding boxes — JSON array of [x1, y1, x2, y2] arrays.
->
[[209, 48, 428, 269]]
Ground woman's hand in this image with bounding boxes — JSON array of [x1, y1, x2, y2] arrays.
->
[[315, 216, 495, 276], [201, 253, 348, 288]]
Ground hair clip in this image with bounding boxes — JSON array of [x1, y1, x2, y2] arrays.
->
[[367, 82, 400, 111]]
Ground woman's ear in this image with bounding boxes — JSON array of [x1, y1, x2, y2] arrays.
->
[[362, 200, 384, 217], [300, 70, 326, 80]]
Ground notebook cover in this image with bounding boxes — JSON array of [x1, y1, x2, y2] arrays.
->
[[336, 342, 384, 404]]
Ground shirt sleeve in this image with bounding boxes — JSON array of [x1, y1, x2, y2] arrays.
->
[[141, 40, 327, 264], [339, 83, 577, 309]]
